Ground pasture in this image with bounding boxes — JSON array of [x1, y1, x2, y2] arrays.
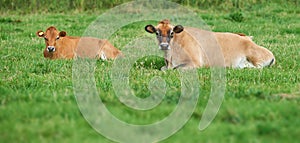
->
[[0, 0, 299, 143]]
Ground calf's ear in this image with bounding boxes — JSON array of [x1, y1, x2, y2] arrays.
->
[[59, 31, 67, 37], [173, 25, 184, 33], [36, 30, 44, 37], [145, 25, 156, 34]]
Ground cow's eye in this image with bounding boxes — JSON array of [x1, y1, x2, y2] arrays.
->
[[156, 31, 159, 36], [44, 37, 48, 41], [170, 32, 174, 38], [56, 36, 60, 40]]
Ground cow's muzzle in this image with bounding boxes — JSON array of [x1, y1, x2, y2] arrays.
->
[[160, 43, 170, 50], [47, 46, 55, 52]]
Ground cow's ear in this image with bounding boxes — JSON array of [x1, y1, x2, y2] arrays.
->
[[173, 25, 184, 33], [36, 30, 45, 37], [145, 25, 156, 34], [59, 31, 67, 37]]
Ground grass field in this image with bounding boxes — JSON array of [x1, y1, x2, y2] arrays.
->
[[0, 1, 300, 143]]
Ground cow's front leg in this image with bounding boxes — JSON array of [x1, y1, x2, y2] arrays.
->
[[161, 58, 172, 71], [173, 63, 196, 70], [161, 51, 173, 71]]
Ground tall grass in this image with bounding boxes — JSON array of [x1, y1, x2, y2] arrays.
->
[[0, 0, 129, 14], [0, 0, 298, 14]]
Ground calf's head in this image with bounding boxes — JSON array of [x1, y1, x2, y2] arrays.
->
[[36, 26, 67, 53], [145, 19, 184, 50]]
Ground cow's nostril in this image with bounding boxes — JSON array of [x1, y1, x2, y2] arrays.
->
[[47, 46, 55, 52]]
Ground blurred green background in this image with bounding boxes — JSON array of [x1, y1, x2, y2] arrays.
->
[[0, 0, 298, 14]]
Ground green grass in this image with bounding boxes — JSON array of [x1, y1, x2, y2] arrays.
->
[[1, 1, 300, 143]]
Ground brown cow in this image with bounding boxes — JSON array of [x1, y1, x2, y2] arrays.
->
[[36, 26, 122, 60], [145, 19, 275, 69]]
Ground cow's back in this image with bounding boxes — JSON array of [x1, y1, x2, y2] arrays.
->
[[173, 28, 274, 68], [175, 28, 225, 67], [214, 32, 251, 67], [100, 40, 122, 59], [76, 38, 121, 59], [76, 37, 102, 58]]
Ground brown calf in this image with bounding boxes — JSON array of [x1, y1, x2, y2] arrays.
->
[[36, 26, 122, 60]]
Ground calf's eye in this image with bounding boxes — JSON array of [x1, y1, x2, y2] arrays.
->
[[170, 32, 174, 38], [56, 36, 60, 40], [44, 37, 48, 41]]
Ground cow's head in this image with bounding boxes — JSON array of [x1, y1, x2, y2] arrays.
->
[[36, 26, 67, 53], [145, 19, 184, 50]]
